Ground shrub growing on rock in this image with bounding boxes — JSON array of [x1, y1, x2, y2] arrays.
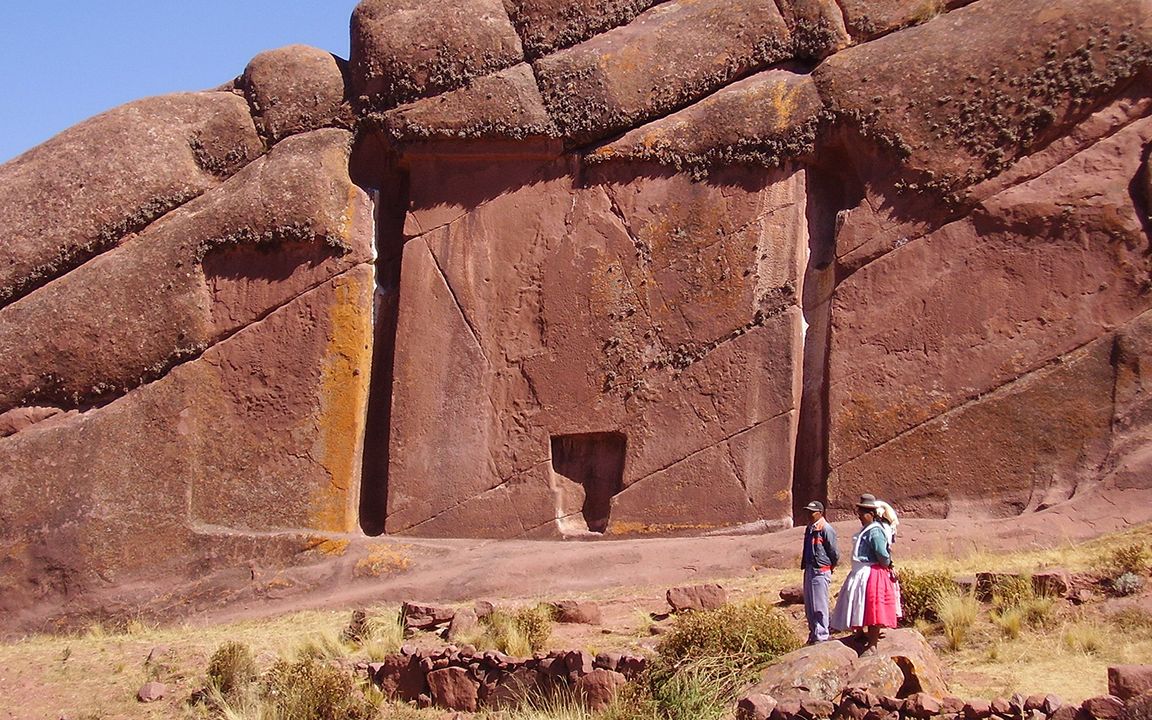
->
[[898, 570, 955, 623], [656, 599, 800, 667], [206, 640, 258, 697]]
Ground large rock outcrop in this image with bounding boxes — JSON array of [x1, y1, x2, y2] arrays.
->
[[1, 0, 1150, 626]]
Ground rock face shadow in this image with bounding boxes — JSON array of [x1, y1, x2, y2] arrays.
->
[[550, 432, 627, 534]]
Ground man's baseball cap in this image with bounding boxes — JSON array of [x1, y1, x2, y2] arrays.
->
[[803, 500, 824, 512]]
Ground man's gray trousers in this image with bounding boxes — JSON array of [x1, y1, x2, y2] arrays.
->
[[804, 566, 832, 643]]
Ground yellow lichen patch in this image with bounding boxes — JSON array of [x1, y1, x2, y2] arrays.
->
[[768, 81, 800, 131], [310, 269, 374, 532], [304, 536, 350, 557], [354, 544, 412, 578], [606, 521, 722, 536]]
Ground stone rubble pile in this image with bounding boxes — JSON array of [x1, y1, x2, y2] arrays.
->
[[365, 643, 648, 712]]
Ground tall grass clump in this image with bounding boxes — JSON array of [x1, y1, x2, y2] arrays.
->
[[656, 600, 801, 668], [206, 641, 258, 698], [898, 570, 956, 623], [990, 606, 1025, 640], [988, 574, 1035, 610], [465, 604, 553, 656], [936, 591, 980, 651], [645, 656, 753, 720], [344, 611, 405, 661], [1062, 621, 1106, 655]]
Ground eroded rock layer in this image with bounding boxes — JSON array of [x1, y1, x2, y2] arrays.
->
[[1, 0, 1150, 624]]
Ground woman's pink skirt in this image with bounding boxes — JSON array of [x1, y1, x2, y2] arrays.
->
[[862, 565, 900, 628]]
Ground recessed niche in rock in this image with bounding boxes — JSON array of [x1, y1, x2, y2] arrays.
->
[[550, 432, 627, 535]]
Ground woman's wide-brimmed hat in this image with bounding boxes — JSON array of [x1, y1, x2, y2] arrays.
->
[[856, 493, 880, 511]]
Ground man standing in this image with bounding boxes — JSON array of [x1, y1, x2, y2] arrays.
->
[[801, 500, 839, 644]]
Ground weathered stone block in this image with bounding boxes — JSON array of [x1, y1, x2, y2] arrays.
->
[[590, 69, 827, 175], [242, 44, 352, 142], [534, 0, 792, 145], [814, 0, 1152, 195], [0, 93, 262, 306], [504, 0, 663, 58], [350, 0, 524, 109]]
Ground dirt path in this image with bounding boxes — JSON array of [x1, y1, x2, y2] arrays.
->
[[189, 483, 1152, 627]]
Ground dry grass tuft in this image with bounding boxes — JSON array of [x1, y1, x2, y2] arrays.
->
[[937, 591, 980, 651], [1062, 621, 1107, 655]]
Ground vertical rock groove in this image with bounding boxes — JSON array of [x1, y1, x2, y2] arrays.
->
[[358, 157, 410, 536]]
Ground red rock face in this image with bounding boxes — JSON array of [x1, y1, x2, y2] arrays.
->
[[2, 0, 1152, 624], [375, 152, 805, 537]]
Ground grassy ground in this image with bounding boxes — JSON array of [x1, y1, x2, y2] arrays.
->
[[1, 525, 1149, 719]]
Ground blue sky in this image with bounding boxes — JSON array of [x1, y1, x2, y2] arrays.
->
[[0, 2, 361, 163]]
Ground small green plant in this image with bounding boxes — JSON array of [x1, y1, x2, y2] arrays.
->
[[261, 657, 376, 720], [937, 591, 980, 651], [206, 641, 258, 697], [1062, 621, 1106, 655], [1113, 572, 1145, 597], [1108, 542, 1151, 576], [898, 570, 956, 623], [656, 599, 800, 667]]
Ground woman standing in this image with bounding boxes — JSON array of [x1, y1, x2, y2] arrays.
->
[[830, 494, 900, 655]]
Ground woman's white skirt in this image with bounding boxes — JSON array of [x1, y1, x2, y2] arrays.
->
[[830, 562, 871, 631]]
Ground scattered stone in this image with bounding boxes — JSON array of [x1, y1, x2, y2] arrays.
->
[[667, 583, 729, 612], [575, 668, 627, 711], [447, 607, 479, 641], [990, 697, 1012, 717], [136, 681, 167, 703], [1031, 571, 1071, 598], [904, 693, 943, 718], [563, 649, 595, 676], [474, 601, 495, 619], [1080, 695, 1124, 720], [374, 653, 429, 702], [738, 693, 779, 720], [403, 602, 457, 633], [1109, 666, 1152, 701], [551, 600, 602, 625], [780, 585, 805, 605], [427, 666, 480, 712], [773, 698, 804, 720], [800, 697, 836, 719], [964, 699, 993, 719], [941, 696, 966, 715]]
